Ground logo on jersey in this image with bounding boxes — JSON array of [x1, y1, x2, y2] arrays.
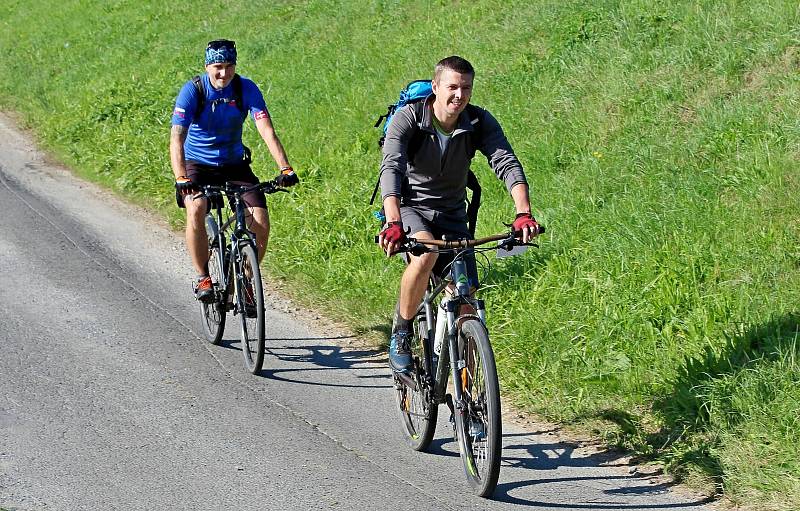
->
[[173, 107, 186, 119]]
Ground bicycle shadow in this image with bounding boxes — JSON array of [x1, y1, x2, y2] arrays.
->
[[218, 336, 392, 388], [493, 433, 715, 507], [419, 428, 714, 507]]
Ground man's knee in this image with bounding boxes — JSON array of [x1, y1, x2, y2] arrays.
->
[[407, 251, 438, 274], [248, 207, 269, 226], [185, 196, 208, 226]]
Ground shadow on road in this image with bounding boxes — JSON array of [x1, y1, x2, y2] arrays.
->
[[417, 429, 714, 508], [492, 435, 715, 508], [217, 336, 392, 388]]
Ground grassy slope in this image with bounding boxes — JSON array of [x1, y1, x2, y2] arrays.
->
[[2, 0, 799, 507]]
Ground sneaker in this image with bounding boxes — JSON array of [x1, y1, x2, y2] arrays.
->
[[194, 276, 214, 303], [389, 331, 413, 374], [469, 418, 486, 439]]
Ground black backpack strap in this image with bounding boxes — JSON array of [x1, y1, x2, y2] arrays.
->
[[465, 104, 483, 158], [464, 105, 484, 237], [369, 173, 382, 205], [406, 101, 428, 163], [191, 75, 206, 119], [193, 74, 246, 118], [231, 74, 245, 114], [466, 170, 481, 237]]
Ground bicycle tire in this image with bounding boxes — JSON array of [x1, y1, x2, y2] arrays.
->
[[453, 318, 502, 497], [200, 244, 226, 345], [236, 244, 265, 374], [394, 312, 438, 451]]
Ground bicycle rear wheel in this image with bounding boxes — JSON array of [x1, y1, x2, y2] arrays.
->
[[200, 244, 226, 345], [236, 244, 265, 374], [394, 312, 438, 451], [453, 318, 502, 497]]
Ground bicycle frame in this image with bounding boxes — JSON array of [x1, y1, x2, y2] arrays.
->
[[412, 254, 487, 413], [398, 230, 542, 408], [204, 184, 263, 316]]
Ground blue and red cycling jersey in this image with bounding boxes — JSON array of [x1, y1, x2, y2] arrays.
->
[[171, 74, 269, 166]]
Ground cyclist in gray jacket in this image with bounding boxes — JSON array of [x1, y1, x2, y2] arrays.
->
[[377, 55, 540, 374]]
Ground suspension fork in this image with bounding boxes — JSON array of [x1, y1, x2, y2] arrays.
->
[[446, 298, 468, 411], [419, 292, 436, 380]]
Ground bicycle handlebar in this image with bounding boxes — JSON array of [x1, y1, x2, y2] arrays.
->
[[374, 224, 546, 255], [200, 178, 289, 198]]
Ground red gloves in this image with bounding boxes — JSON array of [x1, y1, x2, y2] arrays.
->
[[380, 221, 406, 244], [512, 213, 539, 237]]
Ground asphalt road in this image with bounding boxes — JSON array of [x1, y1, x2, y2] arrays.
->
[[0, 113, 719, 510]]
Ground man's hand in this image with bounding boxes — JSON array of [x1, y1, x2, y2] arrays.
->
[[276, 167, 299, 187], [378, 221, 406, 256], [511, 213, 539, 243], [175, 175, 196, 193]]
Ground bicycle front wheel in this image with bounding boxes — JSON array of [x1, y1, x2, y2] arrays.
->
[[394, 313, 438, 451], [236, 244, 265, 374], [200, 243, 226, 345], [454, 318, 502, 497]]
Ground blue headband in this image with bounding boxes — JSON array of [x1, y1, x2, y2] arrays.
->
[[205, 45, 237, 65]]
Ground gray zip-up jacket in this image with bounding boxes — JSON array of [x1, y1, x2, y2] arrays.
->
[[379, 95, 527, 217]]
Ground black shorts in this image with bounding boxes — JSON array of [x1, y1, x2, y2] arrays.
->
[[400, 206, 480, 288], [176, 160, 267, 209]]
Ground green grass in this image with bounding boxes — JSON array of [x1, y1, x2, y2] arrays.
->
[[2, 0, 800, 507]]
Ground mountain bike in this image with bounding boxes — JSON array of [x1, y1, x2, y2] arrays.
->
[[390, 227, 544, 497], [199, 180, 287, 374]]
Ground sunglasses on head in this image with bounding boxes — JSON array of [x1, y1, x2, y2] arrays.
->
[[207, 39, 236, 51]]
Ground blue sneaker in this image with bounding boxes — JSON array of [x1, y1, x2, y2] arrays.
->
[[389, 331, 413, 374]]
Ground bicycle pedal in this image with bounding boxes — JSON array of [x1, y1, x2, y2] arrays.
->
[[394, 371, 417, 391]]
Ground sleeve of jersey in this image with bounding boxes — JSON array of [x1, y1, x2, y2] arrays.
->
[[477, 110, 527, 194], [379, 106, 416, 200], [171, 81, 198, 127], [244, 81, 270, 121]]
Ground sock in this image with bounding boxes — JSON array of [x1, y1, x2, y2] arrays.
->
[[394, 315, 412, 333]]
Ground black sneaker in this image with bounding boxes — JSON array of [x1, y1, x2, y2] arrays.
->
[[389, 331, 413, 373]]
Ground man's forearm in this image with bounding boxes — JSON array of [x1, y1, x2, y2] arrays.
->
[[265, 135, 290, 169], [255, 117, 290, 169], [383, 195, 402, 223], [510, 183, 531, 215], [170, 125, 188, 178]]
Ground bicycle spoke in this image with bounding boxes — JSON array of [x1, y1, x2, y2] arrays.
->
[[455, 318, 501, 497], [200, 243, 226, 344], [394, 312, 438, 450], [237, 245, 265, 374]]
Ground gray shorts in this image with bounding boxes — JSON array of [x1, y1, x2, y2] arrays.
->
[[400, 207, 479, 288]]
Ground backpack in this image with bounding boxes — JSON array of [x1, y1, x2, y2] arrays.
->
[[372, 80, 483, 236], [374, 79, 433, 148], [191, 74, 246, 118]]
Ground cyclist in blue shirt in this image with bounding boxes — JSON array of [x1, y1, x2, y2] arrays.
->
[[170, 39, 298, 301]]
